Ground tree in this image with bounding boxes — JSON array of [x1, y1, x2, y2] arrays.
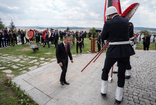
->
[[140, 30, 150, 35], [0, 18, 5, 29], [9, 20, 16, 31], [66, 27, 70, 31], [89, 27, 97, 38]]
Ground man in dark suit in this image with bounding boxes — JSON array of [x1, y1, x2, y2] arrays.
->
[[54, 30, 59, 48], [56, 36, 73, 85], [100, 6, 135, 104]]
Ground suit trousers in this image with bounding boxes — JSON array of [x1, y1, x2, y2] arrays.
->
[[76, 43, 82, 54], [101, 56, 129, 87], [60, 59, 68, 82]]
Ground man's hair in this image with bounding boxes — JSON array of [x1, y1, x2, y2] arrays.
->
[[64, 35, 69, 40]]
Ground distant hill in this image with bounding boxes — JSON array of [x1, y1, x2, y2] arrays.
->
[[134, 27, 156, 31], [6, 26, 156, 31]]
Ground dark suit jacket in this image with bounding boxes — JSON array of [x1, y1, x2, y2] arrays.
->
[[101, 15, 135, 58], [56, 42, 73, 64]]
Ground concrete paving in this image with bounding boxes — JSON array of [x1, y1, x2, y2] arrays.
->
[[13, 50, 156, 105]]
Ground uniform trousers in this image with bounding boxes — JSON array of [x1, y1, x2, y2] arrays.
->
[[60, 59, 68, 82], [102, 56, 129, 87]]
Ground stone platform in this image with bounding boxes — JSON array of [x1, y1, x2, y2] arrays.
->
[[13, 50, 156, 105]]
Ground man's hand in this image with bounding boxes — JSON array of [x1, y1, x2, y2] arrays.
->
[[71, 60, 73, 63], [59, 62, 63, 67]]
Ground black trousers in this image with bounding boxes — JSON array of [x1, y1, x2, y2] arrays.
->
[[76, 43, 82, 54], [60, 59, 68, 82], [97, 42, 101, 52], [117, 57, 131, 70], [55, 40, 58, 48], [102, 56, 129, 87], [143, 43, 149, 50], [7, 39, 10, 46], [43, 40, 50, 47]]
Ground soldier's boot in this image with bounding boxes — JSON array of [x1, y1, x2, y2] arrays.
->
[[125, 70, 131, 79], [101, 80, 108, 96], [115, 86, 123, 104]]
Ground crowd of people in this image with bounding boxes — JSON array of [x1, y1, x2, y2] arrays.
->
[[0, 28, 89, 54], [0, 27, 156, 52]]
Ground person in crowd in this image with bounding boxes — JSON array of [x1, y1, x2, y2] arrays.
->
[[69, 33, 73, 48], [1, 31, 5, 48], [0, 30, 2, 48], [88, 32, 91, 38], [59, 31, 63, 41], [54, 29, 59, 48], [4, 28, 8, 47], [100, 6, 135, 104], [10, 31, 15, 46], [71, 31, 75, 46], [43, 31, 50, 48], [13, 31, 17, 45], [80, 31, 84, 48], [35, 31, 40, 47], [7, 30, 11, 46], [21, 30, 25, 44], [76, 32, 83, 55], [150, 34, 154, 42], [50, 29, 54, 45], [56, 35, 73, 85], [18, 29, 21, 43], [142, 33, 150, 51], [97, 32, 101, 52]]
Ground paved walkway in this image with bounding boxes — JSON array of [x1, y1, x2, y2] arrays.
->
[[13, 50, 156, 105]]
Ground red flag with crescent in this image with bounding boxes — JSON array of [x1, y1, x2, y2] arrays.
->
[[26, 29, 35, 40], [121, 3, 140, 20]]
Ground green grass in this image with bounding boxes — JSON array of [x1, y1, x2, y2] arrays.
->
[[136, 41, 156, 50]]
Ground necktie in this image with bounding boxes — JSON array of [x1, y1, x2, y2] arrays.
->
[[65, 45, 67, 52]]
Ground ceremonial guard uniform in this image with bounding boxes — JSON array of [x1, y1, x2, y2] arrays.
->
[[100, 6, 135, 104], [125, 22, 135, 79]]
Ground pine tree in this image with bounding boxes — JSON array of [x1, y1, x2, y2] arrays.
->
[[66, 27, 70, 31], [0, 18, 5, 29], [9, 20, 16, 31]]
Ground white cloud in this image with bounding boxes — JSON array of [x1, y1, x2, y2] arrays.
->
[[0, 0, 156, 28]]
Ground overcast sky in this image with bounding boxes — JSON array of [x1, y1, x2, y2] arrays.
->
[[0, 0, 156, 28]]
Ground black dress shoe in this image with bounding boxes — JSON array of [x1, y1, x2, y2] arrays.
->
[[64, 81, 70, 85], [101, 93, 106, 97], [115, 99, 121, 104], [125, 76, 131, 79], [60, 81, 64, 85]]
